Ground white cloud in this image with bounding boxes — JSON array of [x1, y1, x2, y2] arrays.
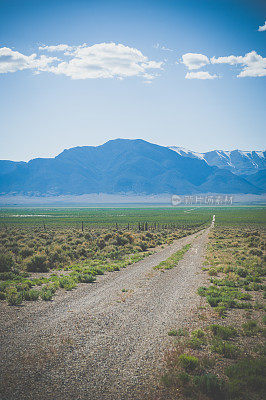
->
[[182, 53, 209, 70], [49, 42, 163, 80], [39, 44, 73, 53], [211, 55, 242, 65], [0, 47, 57, 73], [211, 51, 266, 77], [180, 50, 266, 79], [153, 43, 173, 51], [161, 46, 173, 52], [0, 43, 163, 81], [258, 21, 266, 32], [185, 71, 218, 80]]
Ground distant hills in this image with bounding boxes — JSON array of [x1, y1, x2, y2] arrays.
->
[[0, 139, 265, 196]]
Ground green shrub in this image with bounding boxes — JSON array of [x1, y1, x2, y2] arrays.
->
[[210, 324, 237, 340], [188, 336, 205, 349], [0, 271, 19, 281], [79, 274, 95, 283], [0, 253, 14, 273], [168, 329, 178, 336], [179, 354, 199, 372], [176, 328, 189, 337], [238, 292, 251, 300], [191, 329, 205, 339], [16, 282, 32, 292], [226, 357, 266, 398], [208, 268, 217, 276], [236, 268, 247, 277], [40, 287, 53, 301], [178, 371, 190, 385], [45, 283, 59, 294], [48, 247, 67, 266], [249, 282, 262, 291], [26, 254, 49, 272], [59, 276, 77, 291], [206, 295, 220, 307], [91, 267, 104, 276], [161, 372, 176, 387], [188, 329, 206, 349], [249, 249, 263, 256], [193, 373, 225, 399], [237, 301, 252, 309], [24, 289, 39, 301], [0, 291, 6, 300], [198, 286, 207, 296], [6, 287, 23, 305], [0, 281, 10, 292], [242, 320, 260, 336], [20, 247, 34, 258], [211, 340, 240, 358], [216, 306, 227, 317], [138, 241, 148, 251], [219, 298, 237, 308]]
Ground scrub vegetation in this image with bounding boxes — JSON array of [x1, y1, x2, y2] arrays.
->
[[159, 217, 266, 400], [0, 209, 203, 305]]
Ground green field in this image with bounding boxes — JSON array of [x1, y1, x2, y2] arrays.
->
[[0, 206, 265, 228]]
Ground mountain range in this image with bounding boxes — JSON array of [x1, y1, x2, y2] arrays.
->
[[0, 139, 265, 196]]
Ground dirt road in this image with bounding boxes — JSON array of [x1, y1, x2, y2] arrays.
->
[[0, 228, 210, 400]]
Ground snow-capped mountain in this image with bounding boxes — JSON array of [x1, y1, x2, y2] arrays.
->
[[0, 139, 263, 196], [169, 147, 266, 175]]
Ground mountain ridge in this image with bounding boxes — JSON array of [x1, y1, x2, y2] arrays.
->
[[169, 146, 266, 175], [0, 139, 264, 196]]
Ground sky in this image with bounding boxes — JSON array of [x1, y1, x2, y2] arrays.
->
[[0, 0, 265, 161]]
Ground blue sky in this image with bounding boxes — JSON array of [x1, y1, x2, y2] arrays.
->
[[0, 0, 265, 161]]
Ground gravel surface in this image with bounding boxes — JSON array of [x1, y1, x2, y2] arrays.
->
[[0, 228, 210, 400]]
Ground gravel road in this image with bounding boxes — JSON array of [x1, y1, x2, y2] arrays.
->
[[0, 228, 210, 400]]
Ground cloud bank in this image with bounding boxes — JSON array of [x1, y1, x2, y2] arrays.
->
[[1, 43, 265, 81], [181, 51, 266, 79], [49, 43, 163, 80], [211, 51, 266, 77], [0, 47, 57, 73], [0, 43, 163, 81]]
